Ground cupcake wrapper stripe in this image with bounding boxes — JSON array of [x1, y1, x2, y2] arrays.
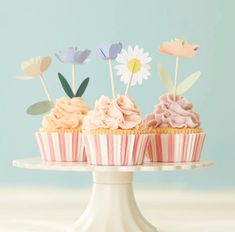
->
[[83, 134, 149, 165], [35, 132, 86, 162], [147, 133, 206, 162]]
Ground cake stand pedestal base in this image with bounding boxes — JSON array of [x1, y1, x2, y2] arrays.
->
[[13, 158, 213, 232], [69, 172, 157, 232]]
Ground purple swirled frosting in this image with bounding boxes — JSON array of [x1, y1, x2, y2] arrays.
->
[[144, 94, 200, 128]]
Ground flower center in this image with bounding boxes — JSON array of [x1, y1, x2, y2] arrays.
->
[[128, 59, 141, 74]]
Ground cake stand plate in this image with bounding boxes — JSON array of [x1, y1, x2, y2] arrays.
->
[[13, 158, 213, 232]]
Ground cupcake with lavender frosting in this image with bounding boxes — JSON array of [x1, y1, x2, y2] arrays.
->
[[144, 39, 206, 162], [144, 94, 205, 162]]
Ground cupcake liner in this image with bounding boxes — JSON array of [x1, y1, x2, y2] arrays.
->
[[148, 127, 202, 134], [83, 128, 148, 135], [83, 133, 149, 165], [146, 133, 206, 162], [35, 131, 86, 162]]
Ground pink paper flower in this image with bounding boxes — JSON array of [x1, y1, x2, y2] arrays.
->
[[159, 39, 199, 57]]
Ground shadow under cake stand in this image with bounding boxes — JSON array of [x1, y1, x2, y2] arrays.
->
[[13, 158, 213, 232]]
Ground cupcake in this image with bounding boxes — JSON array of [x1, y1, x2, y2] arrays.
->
[[36, 97, 89, 162], [82, 43, 152, 166], [144, 39, 205, 162], [18, 46, 91, 162], [83, 95, 149, 165], [144, 94, 205, 162]]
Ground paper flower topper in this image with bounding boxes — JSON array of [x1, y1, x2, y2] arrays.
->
[[21, 56, 52, 77], [115, 45, 152, 95], [17, 55, 53, 115], [97, 42, 122, 99], [55, 47, 91, 64], [97, 42, 122, 60], [159, 39, 199, 57], [157, 39, 201, 100], [55, 46, 91, 96]]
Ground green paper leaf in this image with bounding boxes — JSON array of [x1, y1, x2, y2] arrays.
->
[[76, 77, 90, 97], [26, 101, 54, 115], [157, 64, 174, 93], [176, 71, 201, 95], [58, 72, 75, 98]]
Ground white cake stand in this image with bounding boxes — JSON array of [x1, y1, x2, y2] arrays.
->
[[13, 158, 213, 232]]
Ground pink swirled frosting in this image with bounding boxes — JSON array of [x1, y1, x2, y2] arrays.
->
[[83, 95, 142, 130], [42, 97, 89, 131], [144, 94, 200, 128]]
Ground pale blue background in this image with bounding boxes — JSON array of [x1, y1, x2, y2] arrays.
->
[[0, 0, 234, 188]]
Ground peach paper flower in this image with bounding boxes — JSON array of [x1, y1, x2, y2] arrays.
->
[[21, 56, 52, 77], [159, 39, 199, 57], [20, 55, 52, 102]]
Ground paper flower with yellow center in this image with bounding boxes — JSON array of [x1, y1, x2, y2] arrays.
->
[[115, 45, 152, 86]]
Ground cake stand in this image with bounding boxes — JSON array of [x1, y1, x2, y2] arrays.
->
[[13, 158, 213, 232]]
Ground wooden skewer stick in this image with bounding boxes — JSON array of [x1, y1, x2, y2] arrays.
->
[[125, 63, 136, 96], [173, 56, 180, 101], [108, 59, 116, 99], [72, 64, 76, 94], [39, 74, 52, 101]]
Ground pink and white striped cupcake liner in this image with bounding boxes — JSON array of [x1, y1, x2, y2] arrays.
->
[[146, 133, 206, 162], [35, 131, 87, 162], [83, 134, 149, 166]]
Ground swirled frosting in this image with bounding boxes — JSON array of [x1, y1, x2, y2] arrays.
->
[[144, 94, 200, 128], [83, 95, 142, 130], [42, 97, 89, 131]]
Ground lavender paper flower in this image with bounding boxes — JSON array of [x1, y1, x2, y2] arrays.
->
[[55, 47, 91, 64], [97, 42, 122, 60]]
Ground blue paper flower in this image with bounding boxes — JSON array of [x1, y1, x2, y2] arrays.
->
[[55, 47, 91, 64], [97, 42, 122, 60]]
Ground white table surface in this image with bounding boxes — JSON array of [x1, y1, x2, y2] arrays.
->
[[0, 187, 234, 232]]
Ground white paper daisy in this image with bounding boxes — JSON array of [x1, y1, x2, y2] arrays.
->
[[115, 45, 152, 88]]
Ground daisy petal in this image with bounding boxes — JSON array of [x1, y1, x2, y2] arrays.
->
[[143, 74, 149, 80], [141, 67, 151, 76], [128, 46, 133, 58], [133, 45, 139, 57], [137, 74, 143, 85]]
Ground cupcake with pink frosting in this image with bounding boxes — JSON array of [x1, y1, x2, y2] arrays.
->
[[144, 39, 206, 162], [82, 43, 152, 166], [83, 95, 149, 165]]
